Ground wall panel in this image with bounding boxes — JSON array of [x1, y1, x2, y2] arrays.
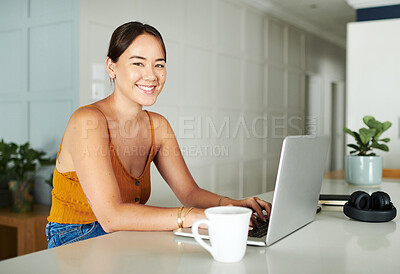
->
[[267, 66, 285, 109], [288, 28, 302, 69], [29, 0, 73, 18], [147, 164, 179, 207], [185, 0, 213, 49], [0, 0, 23, 24], [268, 20, 284, 64], [141, 0, 183, 41], [215, 110, 241, 161], [178, 107, 214, 166], [29, 22, 73, 93], [243, 159, 263, 197], [0, 102, 28, 144], [287, 70, 303, 109], [29, 100, 72, 152], [0, 30, 23, 94], [182, 46, 213, 108], [244, 61, 263, 108], [217, 0, 242, 55], [243, 111, 265, 158], [216, 55, 241, 108], [245, 10, 264, 59], [189, 165, 214, 192], [215, 161, 240, 198]]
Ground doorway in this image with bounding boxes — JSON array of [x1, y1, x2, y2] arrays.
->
[[330, 82, 345, 171], [306, 74, 346, 172]]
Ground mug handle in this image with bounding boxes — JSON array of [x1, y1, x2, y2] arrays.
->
[[192, 219, 216, 257]]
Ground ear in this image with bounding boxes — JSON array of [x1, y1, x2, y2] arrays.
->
[[106, 57, 116, 79]]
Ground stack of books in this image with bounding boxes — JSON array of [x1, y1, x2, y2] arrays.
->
[[318, 194, 350, 206]]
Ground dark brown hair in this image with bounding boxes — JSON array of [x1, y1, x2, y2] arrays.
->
[[107, 21, 166, 62]]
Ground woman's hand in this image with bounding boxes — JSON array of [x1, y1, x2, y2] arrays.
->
[[239, 197, 271, 221], [220, 197, 271, 226]]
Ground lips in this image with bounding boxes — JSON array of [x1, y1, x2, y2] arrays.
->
[[136, 84, 156, 94]]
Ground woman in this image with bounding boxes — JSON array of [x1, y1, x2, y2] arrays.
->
[[46, 21, 271, 248]]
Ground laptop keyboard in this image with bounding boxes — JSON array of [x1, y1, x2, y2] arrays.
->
[[248, 214, 269, 238]]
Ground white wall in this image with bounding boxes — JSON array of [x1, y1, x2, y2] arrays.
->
[[347, 19, 400, 168], [0, 0, 80, 204], [79, 0, 346, 206]]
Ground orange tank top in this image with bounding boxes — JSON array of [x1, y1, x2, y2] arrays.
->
[[48, 105, 155, 224]]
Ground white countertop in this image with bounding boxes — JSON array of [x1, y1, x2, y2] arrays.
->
[[1, 179, 400, 274]]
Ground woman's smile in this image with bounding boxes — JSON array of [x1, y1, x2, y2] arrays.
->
[[107, 33, 166, 106], [136, 84, 156, 95]]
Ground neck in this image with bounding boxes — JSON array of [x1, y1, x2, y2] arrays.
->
[[107, 91, 143, 123]]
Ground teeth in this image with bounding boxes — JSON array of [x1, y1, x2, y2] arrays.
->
[[137, 85, 154, 91]]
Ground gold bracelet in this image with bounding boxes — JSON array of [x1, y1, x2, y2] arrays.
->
[[177, 206, 184, 229], [218, 196, 228, 206], [183, 207, 194, 219]]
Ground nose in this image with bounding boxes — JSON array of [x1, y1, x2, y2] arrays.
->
[[143, 66, 156, 81]]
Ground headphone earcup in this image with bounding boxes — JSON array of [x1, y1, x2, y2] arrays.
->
[[371, 191, 391, 210], [349, 191, 370, 210], [344, 190, 397, 222]]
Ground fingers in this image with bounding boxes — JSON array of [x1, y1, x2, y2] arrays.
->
[[249, 213, 258, 228], [256, 198, 272, 218], [251, 198, 266, 222], [247, 197, 271, 222]]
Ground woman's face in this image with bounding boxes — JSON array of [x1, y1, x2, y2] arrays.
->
[[109, 33, 166, 106]]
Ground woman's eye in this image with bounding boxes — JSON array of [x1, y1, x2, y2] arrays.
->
[[155, 64, 165, 68], [132, 63, 143, 67]]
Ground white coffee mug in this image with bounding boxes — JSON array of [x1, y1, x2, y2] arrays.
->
[[192, 206, 252, 263]]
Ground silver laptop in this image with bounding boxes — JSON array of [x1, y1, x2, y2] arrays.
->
[[174, 135, 330, 246]]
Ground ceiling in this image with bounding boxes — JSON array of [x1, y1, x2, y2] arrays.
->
[[267, 0, 356, 41]]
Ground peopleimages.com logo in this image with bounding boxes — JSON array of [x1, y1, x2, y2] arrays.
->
[[79, 114, 318, 158], [177, 115, 318, 139]]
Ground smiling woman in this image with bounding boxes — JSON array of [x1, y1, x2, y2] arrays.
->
[[106, 23, 167, 107], [45, 21, 272, 248]]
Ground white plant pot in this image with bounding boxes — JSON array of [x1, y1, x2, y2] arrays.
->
[[345, 155, 382, 186]]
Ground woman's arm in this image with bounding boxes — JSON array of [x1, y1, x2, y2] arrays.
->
[[152, 113, 271, 221], [62, 107, 204, 232]]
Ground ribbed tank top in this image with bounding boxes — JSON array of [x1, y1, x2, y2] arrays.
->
[[48, 105, 155, 224]]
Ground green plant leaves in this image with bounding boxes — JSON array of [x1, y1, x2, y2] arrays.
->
[[347, 144, 360, 150], [359, 128, 376, 145], [344, 116, 392, 156], [343, 127, 356, 137], [371, 142, 389, 152], [0, 139, 54, 182], [363, 116, 374, 127], [383, 121, 392, 132]]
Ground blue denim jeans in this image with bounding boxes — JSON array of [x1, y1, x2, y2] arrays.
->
[[45, 221, 107, 248]]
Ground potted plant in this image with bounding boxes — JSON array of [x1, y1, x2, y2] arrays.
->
[[343, 116, 391, 185], [0, 139, 54, 212], [0, 139, 13, 207]]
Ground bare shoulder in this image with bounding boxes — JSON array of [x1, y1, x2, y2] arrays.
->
[[67, 106, 107, 130], [57, 106, 110, 172], [70, 105, 107, 124], [147, 111, 168, 124], [64, 106, 110, 144], [147, 111, 176, 141]]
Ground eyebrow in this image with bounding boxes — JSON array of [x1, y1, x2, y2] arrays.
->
[[129, 56, 165, 62]]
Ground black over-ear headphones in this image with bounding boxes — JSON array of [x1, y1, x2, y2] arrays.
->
[[343, 191, 397, 222]]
